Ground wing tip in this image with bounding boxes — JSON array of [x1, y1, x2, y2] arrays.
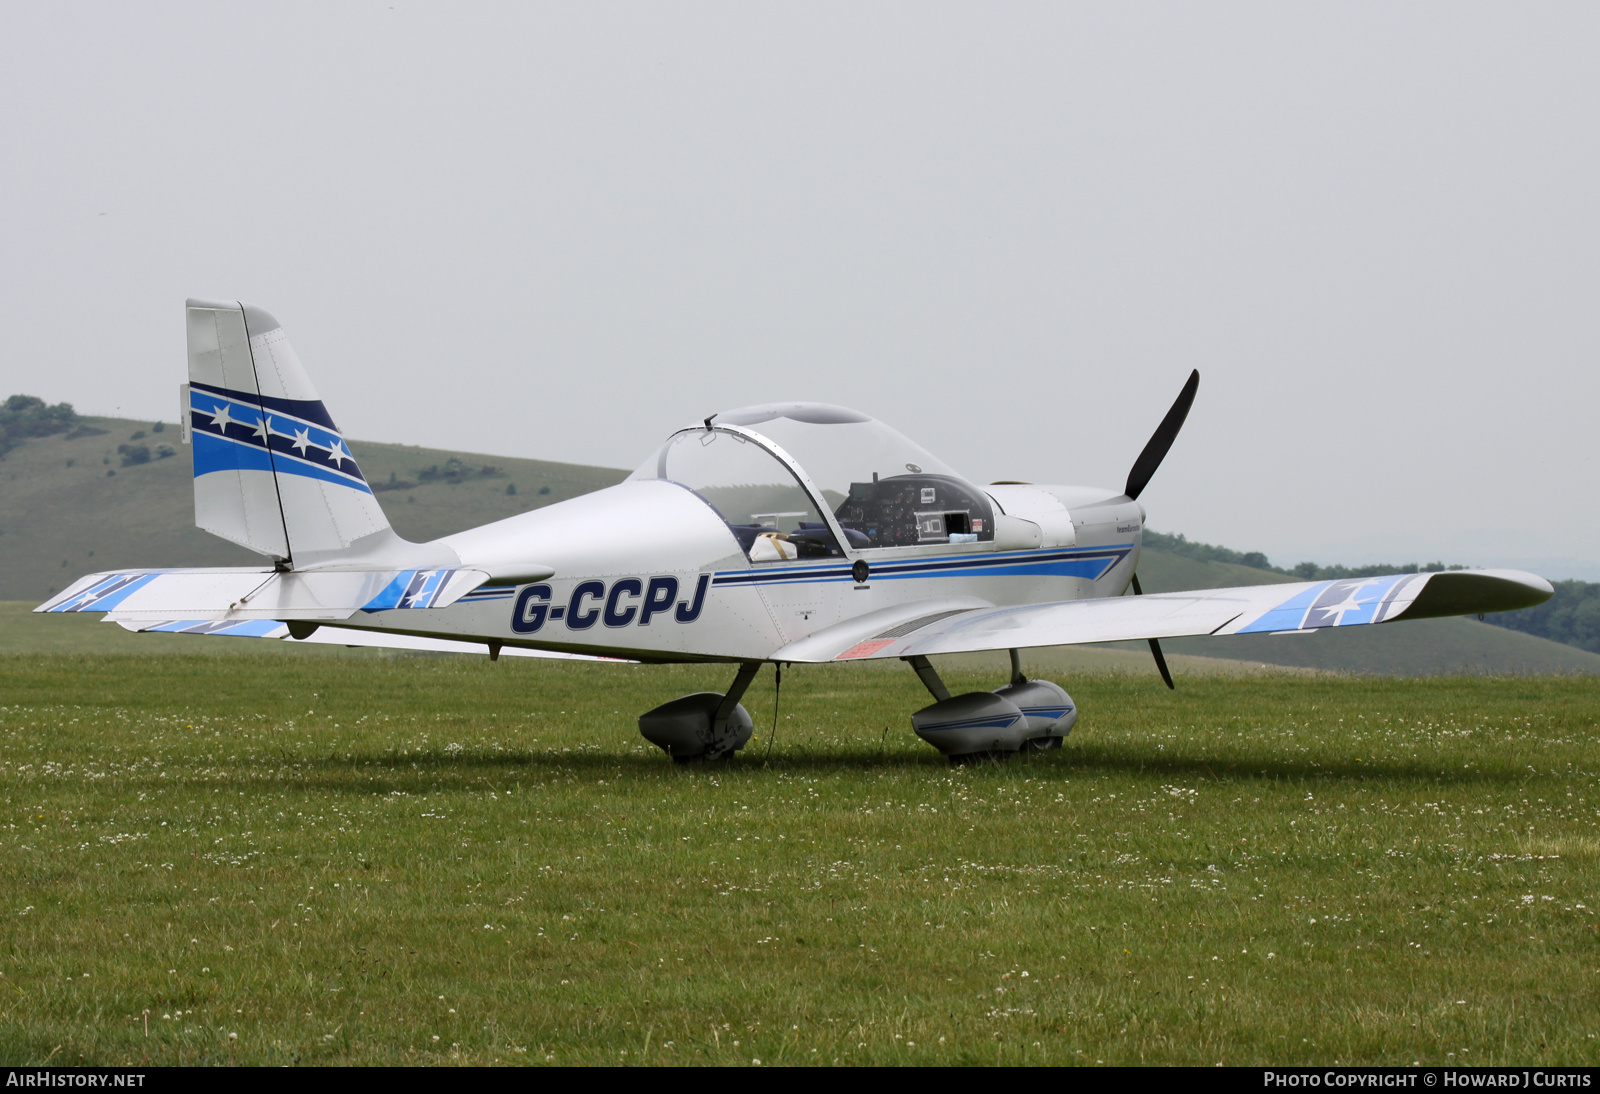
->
[[1398, 568, 1555, 620]]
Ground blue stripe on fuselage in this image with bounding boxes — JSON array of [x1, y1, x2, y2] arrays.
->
[[710, 545, 1133, 588]]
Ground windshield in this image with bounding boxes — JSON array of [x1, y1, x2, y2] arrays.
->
[[707, 403, 996, 551], [631, 404, 997, 556], [626, 427, 843, 562]]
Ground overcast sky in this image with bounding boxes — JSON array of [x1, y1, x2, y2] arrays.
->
[[3, 3, 1596, 576]]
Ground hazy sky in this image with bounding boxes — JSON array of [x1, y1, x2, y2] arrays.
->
[[3, 3, 1597, 575]]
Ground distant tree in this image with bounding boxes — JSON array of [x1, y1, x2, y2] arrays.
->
[[151, 421, 164, 433], [1142, 530, 1277, 570], [506, 482, 517, 496], [1144, 528, 1473, 585], [370, 469, 417, 493], [117, 443, 151, 467], [0, 394, 77, 457], [1479, 579, 1600, 654]]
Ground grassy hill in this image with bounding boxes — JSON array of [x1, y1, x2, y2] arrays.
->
[[3, 414, 1595, 676]]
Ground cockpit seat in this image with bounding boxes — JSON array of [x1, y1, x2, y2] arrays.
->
[[726, 523, 767, 553], [748, 532, 798, 561]]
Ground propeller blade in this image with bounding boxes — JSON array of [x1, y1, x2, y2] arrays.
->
[[1147, 637, 1176, 690], [1130, 573, 1176, 690], [1124, 369, 1199, 501]]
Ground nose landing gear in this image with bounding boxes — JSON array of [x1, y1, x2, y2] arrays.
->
[[639, 661, 760, 761]]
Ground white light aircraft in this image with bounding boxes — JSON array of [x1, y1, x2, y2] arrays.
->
[[38, 301, 1555, 761]]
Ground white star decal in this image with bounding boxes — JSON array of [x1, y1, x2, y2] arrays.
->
[[327, 439, 350, 467], [253, 415, 273, 442], [208, 402, 237, 432], [1312, 579, 1383, 625], [291, 427, 314, 455]]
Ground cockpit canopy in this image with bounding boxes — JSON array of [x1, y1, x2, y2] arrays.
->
[[627, 403, 996, 562]]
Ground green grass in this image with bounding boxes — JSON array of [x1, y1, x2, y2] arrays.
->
[[2, 654, 1598, 1066]]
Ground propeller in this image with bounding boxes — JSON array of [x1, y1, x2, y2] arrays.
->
[[1129, 574, 1175, 690], [1123, 371, 1196, 689], [1124, 369, 1199, 501]]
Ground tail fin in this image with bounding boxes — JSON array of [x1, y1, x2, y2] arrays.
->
[[183, 299, 392, 564]]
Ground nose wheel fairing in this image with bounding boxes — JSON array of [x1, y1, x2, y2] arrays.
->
[[638, 661, 760, 761]]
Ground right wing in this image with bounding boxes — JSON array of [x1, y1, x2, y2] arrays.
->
[[775, 569, 1554, 663]]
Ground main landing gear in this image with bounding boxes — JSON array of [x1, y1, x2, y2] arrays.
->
[[908, 649, 1076, 764], [638, 651, 1075, 764]]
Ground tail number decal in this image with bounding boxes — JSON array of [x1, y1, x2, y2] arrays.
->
[[510, 575, 710, 635]]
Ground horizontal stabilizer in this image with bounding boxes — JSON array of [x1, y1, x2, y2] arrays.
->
[[112, 618, 632, 662], [773, 569, 1554, 663], [36, 566, 491, 622]]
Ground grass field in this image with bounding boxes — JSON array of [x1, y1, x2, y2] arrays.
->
[[2, 653, 1597, 1066]]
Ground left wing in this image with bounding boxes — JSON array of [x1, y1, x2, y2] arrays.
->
[[775, 569, 1554, 663]]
